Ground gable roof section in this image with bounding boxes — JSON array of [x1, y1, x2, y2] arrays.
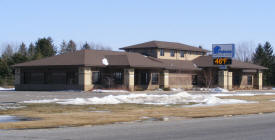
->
[[120, 40, 208, 52], [193, 56, 267, 70]]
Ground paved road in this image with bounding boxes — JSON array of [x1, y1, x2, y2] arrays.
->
[[1, 113, 275, 140]]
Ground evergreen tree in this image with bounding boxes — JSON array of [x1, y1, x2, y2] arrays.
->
[[67, 40, 77, 52], [35, 37, 56, 57], [2, 44, 14, 59], [262, 42, 274, 85], [81, 42, 91, 50], [59, 40, 67, 54], [18, 42, 27, 56], [28, 43, 36, 59], [11, 53, 28, 65], [253, 42, 275, 86], [252, 44, 265, 65]]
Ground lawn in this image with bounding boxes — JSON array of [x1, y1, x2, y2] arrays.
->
[[1, 95, 275, 129]]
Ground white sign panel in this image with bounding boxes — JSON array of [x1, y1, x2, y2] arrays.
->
[[212, 44, 235, 58]]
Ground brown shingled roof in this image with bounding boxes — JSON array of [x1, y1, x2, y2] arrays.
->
[[120, 40, 208, 52], [155, 59, 200, 71], [193, 56, 267, 70], [12, 50, 166, 69]]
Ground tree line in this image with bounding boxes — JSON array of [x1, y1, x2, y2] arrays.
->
[[0, 37, 111, 86]]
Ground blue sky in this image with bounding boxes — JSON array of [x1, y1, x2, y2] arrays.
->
[[0, 0, 274, 51]]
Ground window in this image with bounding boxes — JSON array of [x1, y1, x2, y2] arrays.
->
[[113, 72, 123, 84], [180, 50, 184, 57], [92, 72, 101, 84], [30, 72, 44, 84], [67, 71, 78, 85], [247, 75, 252, 85], [192, 75, 198, 85], [23, 72, 31, 84], [141, 72, 150, 85], [170, 50, 175, 57], [152, 73, 159, 85], [51, 72, 67, 84], [160, 49, 164, 56]]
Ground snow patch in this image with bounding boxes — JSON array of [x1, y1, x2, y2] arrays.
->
[[24, 98, 60, 104], [211, 92, 275, 97], [170, 88, 184, 91], [102, 58, 109, 65], [23, 92, 252, 106], [92, 89, 128, 93], [0, 115, 17, 122], [199, 87, 229, 92], [0, 87, 15, 91]]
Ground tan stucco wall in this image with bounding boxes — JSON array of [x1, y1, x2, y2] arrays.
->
[[157, 49, 202, 60], [240, 74, 254, 89], [169, 72, 193, 89]]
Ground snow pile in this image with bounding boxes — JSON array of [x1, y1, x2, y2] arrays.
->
[[23, 92, 252, 106], [92, 89, 128, 93], [102, 58, 109, 65], [0, 87, 15, 91]]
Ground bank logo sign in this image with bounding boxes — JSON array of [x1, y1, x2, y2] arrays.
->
[[212, 44, 235, 58]]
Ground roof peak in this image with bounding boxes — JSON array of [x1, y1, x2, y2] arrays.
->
[[120, 40, 208, 52]]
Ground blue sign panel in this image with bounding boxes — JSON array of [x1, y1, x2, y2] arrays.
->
[[212, 44, 235, 58]]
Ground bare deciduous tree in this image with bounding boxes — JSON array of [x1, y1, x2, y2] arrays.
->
[[90, 42, 112, 50], [201, 68, 213, 88], [235, 41, 256, 62]]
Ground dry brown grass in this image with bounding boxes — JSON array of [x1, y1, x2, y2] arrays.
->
[[1, 95, 275, 129]]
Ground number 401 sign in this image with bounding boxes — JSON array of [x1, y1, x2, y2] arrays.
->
[[213, 58, 232, 65]]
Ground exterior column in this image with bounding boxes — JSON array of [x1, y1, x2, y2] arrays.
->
[[163, 70, 169, 88], [218, 70, 228, 89], [124, 68, 135, 91], [78, 67, 93, 91], [255, 71, 263, 90], [14, 68, 21, 86], [227, 72, 232, 90]]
